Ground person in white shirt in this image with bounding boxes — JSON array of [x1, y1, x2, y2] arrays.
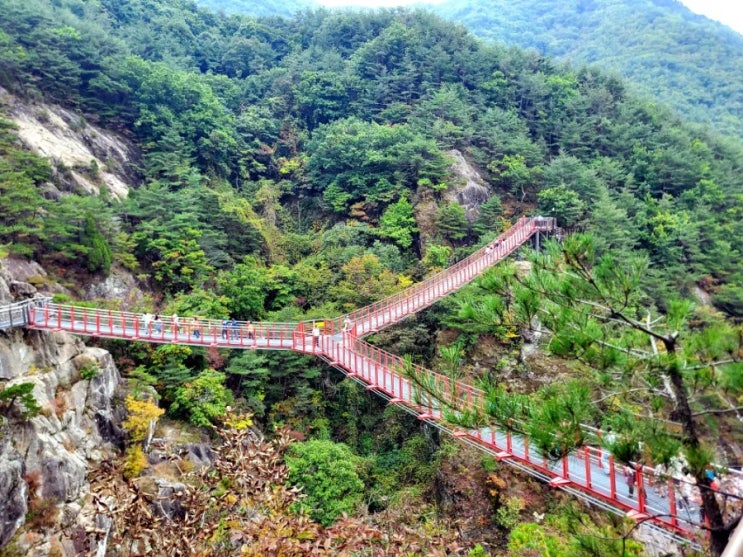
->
[[142, 312, 153, 334], [602, 426, 616, 473]]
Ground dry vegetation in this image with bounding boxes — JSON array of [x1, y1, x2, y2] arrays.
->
[[86, 414, 468, 556]]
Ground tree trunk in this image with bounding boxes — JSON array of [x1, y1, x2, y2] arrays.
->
[[664, 339, 728, 555]]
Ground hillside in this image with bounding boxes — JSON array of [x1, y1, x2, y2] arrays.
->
[[1, 0, 743, 554], [193, 0, 743, 140], [432, 0, 743, 138], [194, 0, 313, 17]]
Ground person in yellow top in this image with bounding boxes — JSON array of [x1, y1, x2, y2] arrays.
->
[[312, 322, 321, 347]]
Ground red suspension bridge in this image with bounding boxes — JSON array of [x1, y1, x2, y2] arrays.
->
[[2, 216, 738, 549]]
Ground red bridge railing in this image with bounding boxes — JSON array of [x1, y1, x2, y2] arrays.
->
[[312, 334, 737, 544], [20, 217, 734, 545], [319, 216, 553, 336]]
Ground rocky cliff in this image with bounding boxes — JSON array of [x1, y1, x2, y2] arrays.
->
[[1, 87, 139, 201], [0, 261, 125, 554], [0, 85, 143, 554]]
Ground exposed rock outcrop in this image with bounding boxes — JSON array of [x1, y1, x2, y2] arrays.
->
[[85, 265, 145, 308], [0, 87, 140, 200], [415, 150, 493, 253], [446, 149, 491, 221], [0, 261, 125, 551], [0, 432, 27, 550]]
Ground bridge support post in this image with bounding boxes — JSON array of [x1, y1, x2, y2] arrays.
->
[[636, 464, 646, 513], [668, 479, 678, 527]]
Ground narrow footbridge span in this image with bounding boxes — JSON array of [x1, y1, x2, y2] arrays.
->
[[1, 216, 728, 548]]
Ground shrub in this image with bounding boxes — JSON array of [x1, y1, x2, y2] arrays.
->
[[170, 370, 233, 428], [79, 364, 99, 381], [285, 439, 365, 526], [0, 382, 41, 419], [26, 497, 59, 530], [508, 523, 567, 557], [495, 496, 525, 530], [122, 396, 164, 443], [122, 446, 148, 479]]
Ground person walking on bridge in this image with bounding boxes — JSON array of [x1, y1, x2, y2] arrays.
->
[[142, 312, 153, 335], [625, 465, 637, 498], [601, 426, 616, 474], [312, 322, 321, 348]]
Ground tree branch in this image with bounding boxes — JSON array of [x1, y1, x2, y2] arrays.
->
[[692, 406, 743, 418], [686, 358, 740, 371], [592, 387, 669, 405]]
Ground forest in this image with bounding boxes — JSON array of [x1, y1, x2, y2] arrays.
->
[[194, 0, 743, 140], [431, 0, 743, 140], [1, 0, 743, 554]]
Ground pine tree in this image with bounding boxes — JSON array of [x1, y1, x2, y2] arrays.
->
[[438, 234, 741, 555]]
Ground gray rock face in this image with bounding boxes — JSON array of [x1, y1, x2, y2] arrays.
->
[[183, 443, 215, 468], [85, 266, 144, 310], [2, 86, 141, 200], [153, 479, 188, 520], [0, 432, 27, 548], [0, 266, 12, 305], [0, 263, 124, 551], [10, 280, 37, 299], [446, 149, 491, 221]]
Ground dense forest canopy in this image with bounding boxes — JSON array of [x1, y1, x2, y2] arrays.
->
[[431, 0, 743, 139], [195, 0, 313, 17], [1, 0, 743, 553], [2, 0, 741, 314], [194, 0, 743, 140]]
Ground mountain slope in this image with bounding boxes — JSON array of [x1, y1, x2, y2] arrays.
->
[[432, 0, 743, 138], [194, 0, 313, 17], [2, 1, 743, 553]]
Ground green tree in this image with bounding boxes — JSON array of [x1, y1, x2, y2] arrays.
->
[[472, 195, 503, 239], [147, 229, 211, 293], [378, 196, 418, 248], [436, 202, 469, 245], [0, 382, 41, 419], [306, 117, 449, 214], [170, 369, 234, 428], [217, 257, 275, 320], [83, 213, 113, 273], [489, 154, 534, 201], [226, 350, 272, 418], [423, 244, 452, 271], [464, 235, 742, 555], [537, 185, 586, 227], [285, 439, 365, 526], [329, 253, 411, 310], [0, 164, 44, 256]]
